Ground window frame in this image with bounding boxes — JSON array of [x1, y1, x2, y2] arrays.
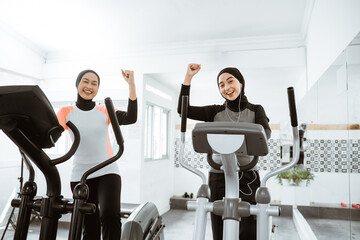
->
[[144, 102, 170, 161]]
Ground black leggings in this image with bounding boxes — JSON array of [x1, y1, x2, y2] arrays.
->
[[209, 170, 260, 240], [71, 174, 122, 240]]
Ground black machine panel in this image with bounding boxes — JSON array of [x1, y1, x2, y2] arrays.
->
[[192, 122, 268, 156], [0, 85, 63, 148]]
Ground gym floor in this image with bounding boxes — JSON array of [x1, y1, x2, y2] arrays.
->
[[1, 166, 360, 239], [1, 210, 298, 240], [0, 166, 299, 239], [2, 208, 360, 239]]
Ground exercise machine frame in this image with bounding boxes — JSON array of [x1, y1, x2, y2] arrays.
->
[[0, 85, 164, 240], [178, 87, 299, 240]]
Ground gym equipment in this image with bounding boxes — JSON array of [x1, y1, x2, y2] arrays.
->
[[121, 202, 165, 240], [0, 85, 164, 240], [1, 150, 36, 239], [0, 85, 75, 240], [178, 87, 300, 240]]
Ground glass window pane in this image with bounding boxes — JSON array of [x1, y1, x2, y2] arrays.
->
[[144, 105, 148, 158], [144, 103, 170, 160], [145, 105, 153, 158], [153, 106, 161, 159], [161, 110, 168, 157]]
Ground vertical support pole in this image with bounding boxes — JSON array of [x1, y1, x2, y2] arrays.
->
[[221, 153, 239, 240]]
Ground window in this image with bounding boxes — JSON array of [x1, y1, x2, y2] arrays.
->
[[144, 103, 170, 160]]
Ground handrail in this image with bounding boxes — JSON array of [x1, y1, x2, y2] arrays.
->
[[179, 96, 207, 185], [80, 98, 124, 183], [51, 121, 80, 165], [19, 150, 35, 182], [261, 87, 300, 187]]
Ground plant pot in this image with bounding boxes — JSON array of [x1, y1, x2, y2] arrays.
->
[[297, 180, 307, 187], [282, 179, 291, 186]]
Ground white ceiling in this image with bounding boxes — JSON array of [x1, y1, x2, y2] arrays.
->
[[0, 0, 313, 122], [0, 0, 311, 54]]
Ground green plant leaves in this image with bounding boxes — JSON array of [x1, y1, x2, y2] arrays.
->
[[276, 168, 314, 186]]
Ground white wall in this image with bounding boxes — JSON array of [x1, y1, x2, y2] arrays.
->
[[306, 0, 360, 90], [0, 27, 44, 165], [141, 75, 177, 214], [166, 47, 307, 126], [295, 38, 360, 207], [0, 133, 22, 166], [262, 171, 360, 206], [0, 27, 44, 79]]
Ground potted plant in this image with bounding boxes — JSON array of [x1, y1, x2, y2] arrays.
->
[[276, 168, 314, 186], [292, 168, 314, 186], [276, 169, 293, 186]]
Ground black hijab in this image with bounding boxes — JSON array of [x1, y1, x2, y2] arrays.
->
[[217, 67, 247, 112], [75, 69, 100, 111]]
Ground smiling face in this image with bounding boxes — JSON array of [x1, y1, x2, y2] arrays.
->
[[77, 72, 99, 100], [218, 72, 242, 101]]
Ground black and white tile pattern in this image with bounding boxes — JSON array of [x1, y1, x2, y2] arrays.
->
[[174, 139, 210, 169], [305, 139, 359, 173], [174, 138, 360, 174]]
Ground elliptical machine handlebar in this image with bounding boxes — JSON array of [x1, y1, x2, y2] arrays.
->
[[287, 87, 298, 127], [106, 97, 124, 146], [19, 150, 35, 182], [80, 97, 124, 184], [51, 121, 80, 165], [261, 87, 300, 187], [179, 96, 207, 185], [181, 96, 188, 133]]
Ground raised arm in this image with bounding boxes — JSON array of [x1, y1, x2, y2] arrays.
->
[[177, 64, 219, 122], [121, 69, 137, 101], [116, 70, 138, 125], [183, 63, 201, 86]]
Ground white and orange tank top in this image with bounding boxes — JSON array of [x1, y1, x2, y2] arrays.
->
[[57, 105, 119, 182]]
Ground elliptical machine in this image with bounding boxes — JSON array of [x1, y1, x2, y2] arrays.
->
[[0, 85, 164, 240], [178, 87, 300, 240]]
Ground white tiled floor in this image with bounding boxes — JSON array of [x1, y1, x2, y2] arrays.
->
[[2, 208, 360, 239], [161, 209, 300, 240], [0, 166, 359, 239], [306, 217, 360, 240], [1, 209, 299, 240]]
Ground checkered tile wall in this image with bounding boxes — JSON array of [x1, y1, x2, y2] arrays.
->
[[174, 139, 210, 170], [305, 139, 359, 173], [174, 138, 359, 173]]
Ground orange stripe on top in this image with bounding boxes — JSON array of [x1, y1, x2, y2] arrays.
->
[[96, 105, 118, 158], [57, 106, 75, 130], [96, 106, 111, 125]]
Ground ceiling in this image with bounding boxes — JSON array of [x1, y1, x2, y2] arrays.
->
[[0, 0, 313, 121], [0, 0, 312, 55]]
